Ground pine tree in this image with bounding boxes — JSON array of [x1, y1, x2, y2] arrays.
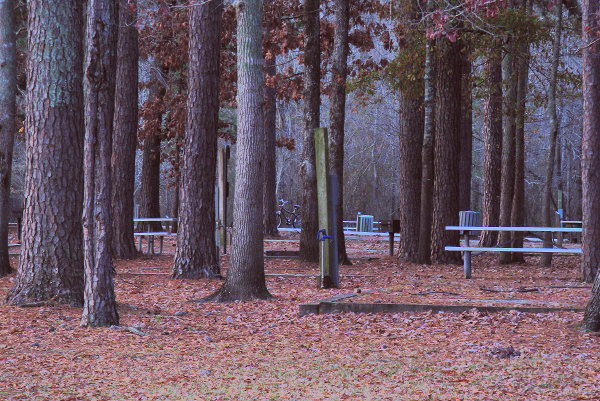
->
[[299, 0, 321, 263], [8, 0, 85, 307], [0, 0, 17, 277], [81, 0, 120, 327], [172, 0, 223, 279], [111, 0, 139, 259], [205, 0, 271, 301], [582, 0, 600, 330]]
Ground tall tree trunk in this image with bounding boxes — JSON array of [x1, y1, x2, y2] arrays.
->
[[564, 142, 573, 219], [582, 0, 600, 330], [541, 1, 563, 266], [574, 161, 583, 220], [416, 25, 435, 265], [171, 142, 180, 220], [497, 43, 518, 264], [206, 0, 271, 301], [138, 80, 165, 230], [398, 94, 424, 262], [299, 0, 320, 263], [263, 52, 279, 236], [8, 0, 85, 307], [581, 0, 600, 286], [510, 32, 531, 263], [0, 0, 16, 277], [430, 36, 462, 264], [111, 0, 139, 259], [479, 49, 503, 247], [81, 0, 120, 327], [329, 0, 350, 264], [459, 45, 472, 211], [172, 0, 222, 279]]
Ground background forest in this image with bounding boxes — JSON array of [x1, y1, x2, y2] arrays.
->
[[6, 0, 583, 225]]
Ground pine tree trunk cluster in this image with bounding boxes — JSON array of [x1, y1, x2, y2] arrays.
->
[[478, 0, 531, 265]]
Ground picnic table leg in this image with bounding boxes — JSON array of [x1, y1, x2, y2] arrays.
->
[[463, 233, 471, 279], [159, 236, 164, 255], [464, 251, 472, 279], [388, 232, 394, 257]]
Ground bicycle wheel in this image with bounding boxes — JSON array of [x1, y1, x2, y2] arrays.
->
[[277, 213, 283, 228], [292, 215, 301, 228]]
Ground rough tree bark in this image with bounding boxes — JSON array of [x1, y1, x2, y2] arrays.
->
[[0, 0, 16, 277], [205, 0, 271, 301], [81, 0, 120, 327], [263, 48, 279, 236], [398, 0, 423, 262], [430, 35, 462, 264], [416, 21, 435, 265], [170, 142, 180, 220], [329, 0, 351, 264], [8, 0, 85, 306], [582, 0, 600, 330], [510, 24, 531, 263], [138, 78, 165, 230], [581, 0, 600, 286], [459, 45, 472, 212], [172, 0, 222, 279], [541, 1, 563, 266], [497, 43, 518, 264], [479, 49, 503, 247], [299, 0, 320, 263], [111, 0, 139, 259], [398, 93, 424, 262]]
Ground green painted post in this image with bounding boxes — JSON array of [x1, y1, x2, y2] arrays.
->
[[314, 127, 337, 288]]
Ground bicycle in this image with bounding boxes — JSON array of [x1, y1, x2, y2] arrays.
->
[[276, 200, 301, 228]]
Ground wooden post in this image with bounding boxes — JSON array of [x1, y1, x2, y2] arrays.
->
[[217, 146, 229, 254], [314, 128, 338, 288]]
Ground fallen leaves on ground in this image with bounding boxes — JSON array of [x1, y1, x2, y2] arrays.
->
[[0, 232, 598, 401]]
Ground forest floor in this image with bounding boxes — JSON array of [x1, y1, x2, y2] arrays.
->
[[0, 230, 599, 400]]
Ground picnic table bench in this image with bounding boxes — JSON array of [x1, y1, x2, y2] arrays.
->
[[445, 226, 582, 279], [134, 218, 177, 255]]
